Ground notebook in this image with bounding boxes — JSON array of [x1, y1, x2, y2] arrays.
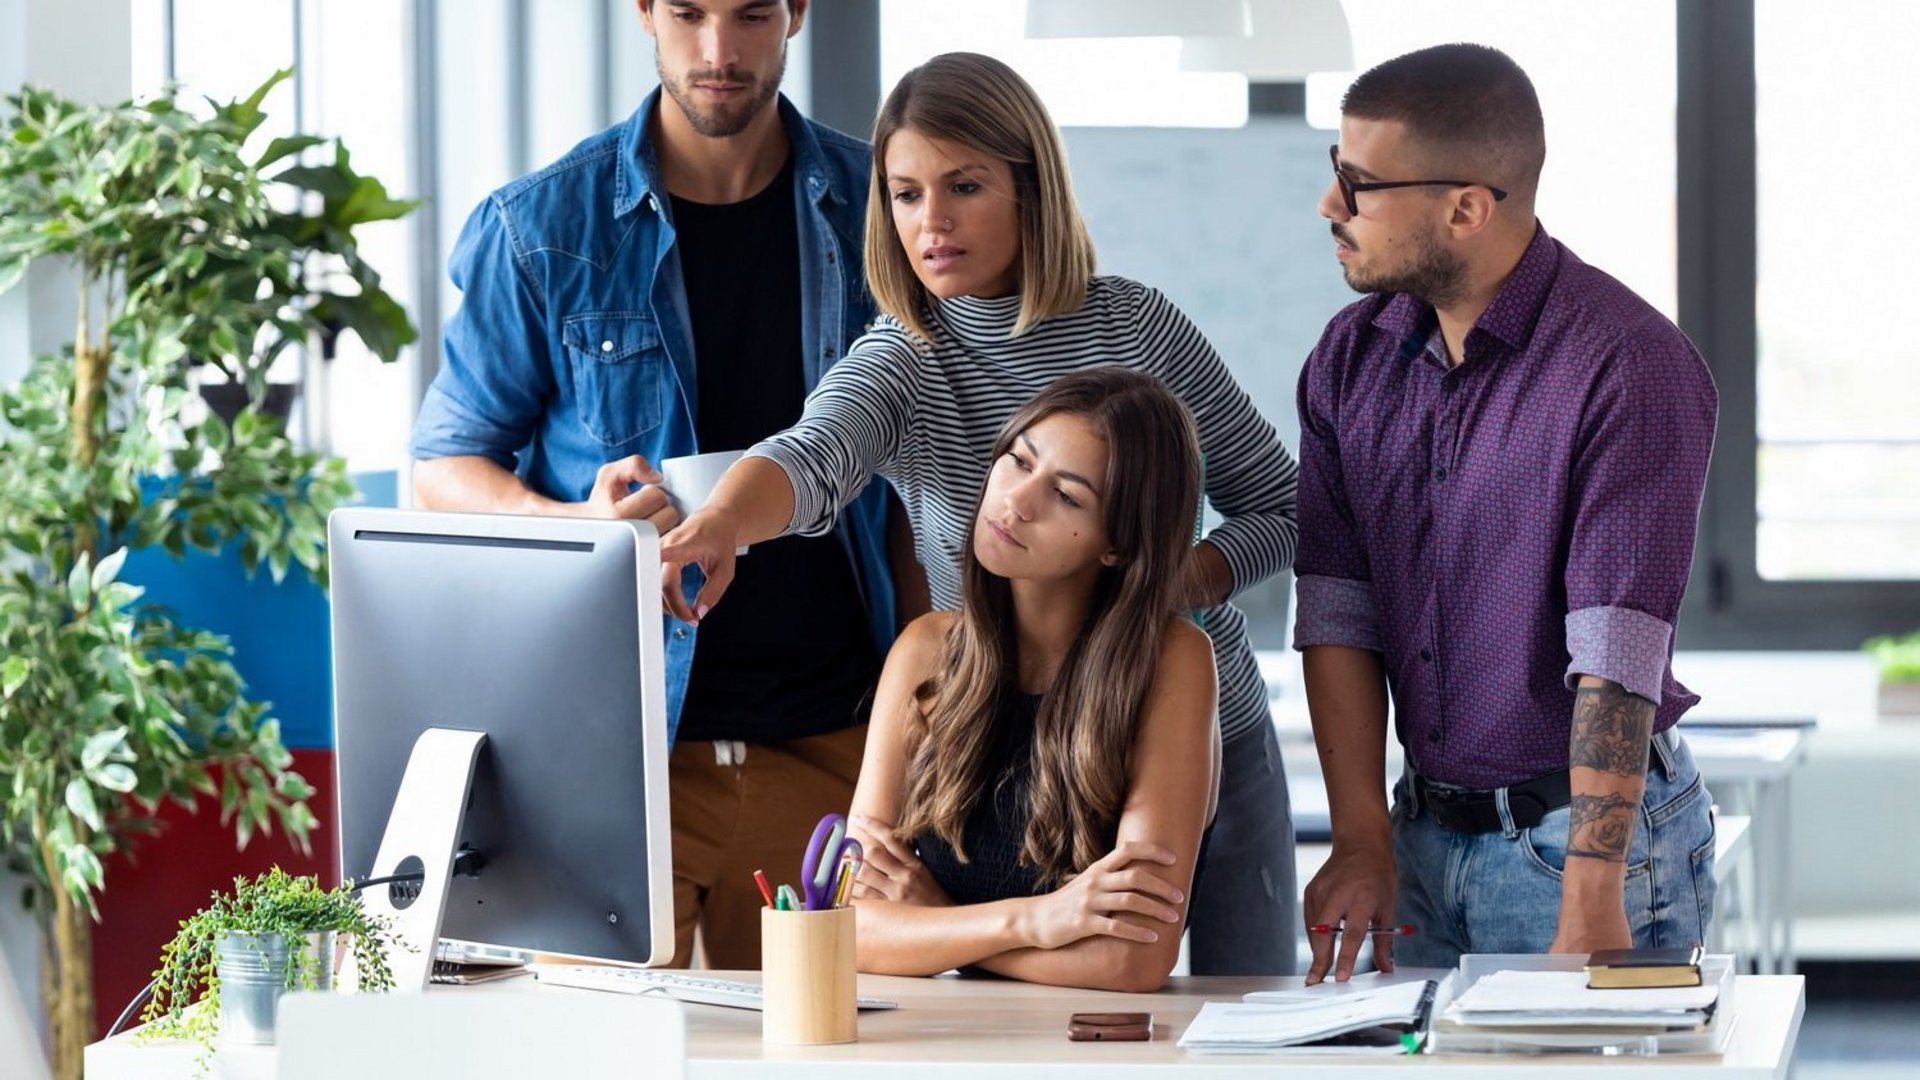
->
[[1586, 945, 1704, 989], [429, 958, 532, 985], [1178, 979, 1440, 1055]]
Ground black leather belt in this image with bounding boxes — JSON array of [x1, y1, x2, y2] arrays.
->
[[1414, 770, 1572, 833], [1414, 729, 1678, 834]]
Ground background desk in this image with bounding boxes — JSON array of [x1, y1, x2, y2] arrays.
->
[[1684, 726, 1809, 974], [89, 970, 1805, 1078]]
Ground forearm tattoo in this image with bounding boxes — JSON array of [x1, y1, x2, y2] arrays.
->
[[1566, 681, 1655, 864], [1569, 681, 1654, 776], [1566, 792, 1636, 862]]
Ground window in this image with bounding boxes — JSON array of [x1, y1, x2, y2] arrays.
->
[[1754, 1, 1920, 581], [132, 0, 660, 476], [1338, 0, 1678, 319]]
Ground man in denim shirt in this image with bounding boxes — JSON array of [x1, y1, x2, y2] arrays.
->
[[411, 0, 913, 969]]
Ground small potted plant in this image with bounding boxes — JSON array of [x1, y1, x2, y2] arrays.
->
[[138, 867, 399, 1067], [1866, 630, 1920, 719]]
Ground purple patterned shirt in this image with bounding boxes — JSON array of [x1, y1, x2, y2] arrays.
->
[[1292, 225, 1718, 787]]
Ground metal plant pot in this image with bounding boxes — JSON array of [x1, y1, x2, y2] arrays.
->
[[215, 929, 335, 1046]]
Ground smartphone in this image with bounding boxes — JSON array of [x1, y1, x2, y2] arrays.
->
[[1067, 1011, 1153, 1041]]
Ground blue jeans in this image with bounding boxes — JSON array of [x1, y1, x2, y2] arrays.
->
[[1391, 729, 1717, 968]]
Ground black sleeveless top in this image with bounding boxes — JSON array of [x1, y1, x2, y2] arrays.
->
[[914, 691, 1211, 907], [915, 692, 1050, 903]]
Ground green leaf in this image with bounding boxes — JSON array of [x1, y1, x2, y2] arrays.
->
[[72, 845, 104, 891], [335, 175, 421, 228], [92, 546, 129, 591], [67, 553, 92, 609], [312, 289, 416, 364], [274, 772, 314, 801], [254, 134, 327, 170], [81, 727, 127, 771], [1, 655, 27, 698], [65, 777, 104, 833], [95, 763, 138, 794], [271, 164, 354, 200], [223, 68, 292, 134]]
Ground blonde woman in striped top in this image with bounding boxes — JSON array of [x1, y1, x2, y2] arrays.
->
[[659, 52, 1303, 975]]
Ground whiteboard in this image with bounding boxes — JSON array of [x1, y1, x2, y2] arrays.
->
[[1063, 117, 1353, 641]]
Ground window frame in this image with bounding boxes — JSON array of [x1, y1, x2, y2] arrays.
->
[[1676, 0, 1920, 648]]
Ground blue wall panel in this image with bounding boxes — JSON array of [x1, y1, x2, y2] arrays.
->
[[118, 470, 398, 750]]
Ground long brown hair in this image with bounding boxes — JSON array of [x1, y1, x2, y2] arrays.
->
[[865, 52, 1097, 341], [895, 368, 1203, 888]]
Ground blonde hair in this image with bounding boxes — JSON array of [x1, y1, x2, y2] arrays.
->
[[865, 53, 1097, 340]]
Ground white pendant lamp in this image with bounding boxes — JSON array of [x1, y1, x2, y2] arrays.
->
[[1178, 0, 1353, 79], [1024, 0, 1251, 40]]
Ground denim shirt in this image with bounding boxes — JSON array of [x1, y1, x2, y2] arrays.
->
[[411, 91, 896, 743]]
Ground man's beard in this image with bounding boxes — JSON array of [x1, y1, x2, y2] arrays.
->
[[1338, 221, 1469, 308], [658, 44, 785, 138]]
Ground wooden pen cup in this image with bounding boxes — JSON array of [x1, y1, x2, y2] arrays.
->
[[760, 906, 857, 1045]]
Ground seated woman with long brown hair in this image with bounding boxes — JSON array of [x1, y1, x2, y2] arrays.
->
[[845, 368, 1220, 993]]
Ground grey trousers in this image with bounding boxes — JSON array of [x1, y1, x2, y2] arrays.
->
[[1186, 719, 1298, 975]]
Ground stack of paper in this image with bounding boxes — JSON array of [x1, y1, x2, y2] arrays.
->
[[1178, 979, 1438, 1055], [1445, 970, 1719, 1030]]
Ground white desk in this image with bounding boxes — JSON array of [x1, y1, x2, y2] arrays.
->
[[1684, 726, 1809, 975], [88, 969, 1806, 1078]]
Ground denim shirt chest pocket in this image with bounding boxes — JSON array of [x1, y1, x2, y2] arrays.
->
[[562, 312, 668, 447]]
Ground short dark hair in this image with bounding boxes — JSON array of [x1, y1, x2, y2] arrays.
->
[[1342, 43, 1545, 210]]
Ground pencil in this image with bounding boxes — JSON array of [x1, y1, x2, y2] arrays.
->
[[752, 869, 776, 909]]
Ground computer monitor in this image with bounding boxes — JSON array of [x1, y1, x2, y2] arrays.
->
[[329, 508, 675, 988]]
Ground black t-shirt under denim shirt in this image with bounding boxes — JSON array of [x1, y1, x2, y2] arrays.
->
[[671, 155, 879, 743]]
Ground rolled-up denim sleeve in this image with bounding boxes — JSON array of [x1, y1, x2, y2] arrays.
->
[[410, 196, 553, 470], [1562, 336, 1718, 704], [1291, 322, 1382, 654]]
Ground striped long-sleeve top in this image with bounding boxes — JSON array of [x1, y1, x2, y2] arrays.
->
[[747, 275, 1300, 745]]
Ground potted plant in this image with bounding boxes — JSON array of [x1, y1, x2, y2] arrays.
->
[[1865, 630, 1920, 719], [0, 72, 401, 1080], [138, 868, 397, 1068], [169, 69, 419, 423]]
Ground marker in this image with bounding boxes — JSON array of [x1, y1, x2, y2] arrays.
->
[[753, 869, 776, 909], [1308, 923, 1416, 936]]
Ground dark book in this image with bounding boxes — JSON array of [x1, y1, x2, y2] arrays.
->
[[1585, 945, 1704, 989]]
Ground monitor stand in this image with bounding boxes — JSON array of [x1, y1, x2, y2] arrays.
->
[[355, 727, 488, 991]]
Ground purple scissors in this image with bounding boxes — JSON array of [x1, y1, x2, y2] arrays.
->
[[802, 813, 857, 911]]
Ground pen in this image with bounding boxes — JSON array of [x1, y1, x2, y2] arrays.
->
[[1309, 923, 1417, 936], [776, 884, 801, 911], [831, 857, 857, 908], [753, 869, 776, 909]]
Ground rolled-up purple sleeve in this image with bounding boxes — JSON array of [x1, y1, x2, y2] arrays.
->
[[1562, 336, 1718, 704], [1291, 322, 1383, 654]]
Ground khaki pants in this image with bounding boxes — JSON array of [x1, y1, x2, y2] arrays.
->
[[666, 724, 867, 969]]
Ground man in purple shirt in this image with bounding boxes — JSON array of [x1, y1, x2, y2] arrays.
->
[[1293, 44, 1719, 982]]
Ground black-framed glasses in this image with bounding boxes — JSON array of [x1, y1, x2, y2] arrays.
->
[[1329, 145, 1508, 217]]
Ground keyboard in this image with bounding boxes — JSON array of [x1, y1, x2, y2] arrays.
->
[[529, 964, 898, 1012]]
